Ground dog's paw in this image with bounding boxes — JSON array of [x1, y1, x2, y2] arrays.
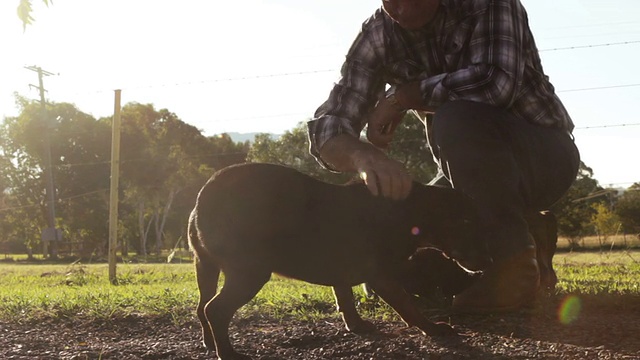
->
[[346, 319, 377, 334], [420, 321, 458, 337], [433, 322, 458, 336]]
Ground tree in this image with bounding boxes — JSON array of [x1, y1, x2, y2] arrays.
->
[[591, 202, 622, 246], [1, 97, 112, 257], [52, 103, 112, 257], [0, 138, 43, 257], [206, 133, 250, 170], [247, 123, 353, 184], [615, 183, 640, 236], [2, 97, 246, 258], [115, 104, 207, 255], [386, 113, 438, 183], [552, 161, 603, 245], [114, 103, 248, 256], [1, 96, 50, 255]]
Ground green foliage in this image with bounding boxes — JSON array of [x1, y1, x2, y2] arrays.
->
[[385, 113, 438, 183], [591, 202, 622, 239], [552, 161, 602, 241], [553, 177, 640, 244], [17, 0, 51, 31], [246, 123, 353, 184], [0, 100, 248, 258], [108, 103, 248, 256], [6, 100, 99, 256], [16, 0, 35, 30], [615, 183, 640, 234], [0, 115, 43, 255]]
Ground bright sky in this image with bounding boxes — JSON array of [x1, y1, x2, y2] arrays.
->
[[1, 0, 640, 188]]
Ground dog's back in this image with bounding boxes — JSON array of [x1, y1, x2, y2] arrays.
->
[[191, 163, 391, 286]]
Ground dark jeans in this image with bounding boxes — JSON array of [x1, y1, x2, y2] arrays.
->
[[425, 100, 580, 260]]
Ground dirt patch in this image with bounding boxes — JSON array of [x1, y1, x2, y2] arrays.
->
[[1, 296, 638, 359]]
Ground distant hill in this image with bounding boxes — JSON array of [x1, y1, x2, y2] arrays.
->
[[222, 132, 281, 143]]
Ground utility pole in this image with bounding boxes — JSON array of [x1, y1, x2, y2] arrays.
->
[[108, 90, 122, 284], [25, 65, 60, 259]]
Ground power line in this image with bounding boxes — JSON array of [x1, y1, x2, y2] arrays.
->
[[575, 123, 640, 130], [0, 203, 41, 212], [542, 20, 640, 31], [46, 81, 640, 134], [539, 40, 640, 52], [207, 93, 640, 127], [599, 182, 639, 188], [558, 83, 640, 93], [51, 39, 640, 96], [208, 112, 309, 123], [203, 82, 640, 125], [54, 152, 249, 170], [0, 188, 108, 213], [100, 69, 337, 93], [572, 189, 618, 203], [61, 189, 109, 202]]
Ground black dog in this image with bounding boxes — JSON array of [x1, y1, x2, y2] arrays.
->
[[188, 163, 490, 360]]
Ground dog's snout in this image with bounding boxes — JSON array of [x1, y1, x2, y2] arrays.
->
[[450, 249, 493, 272]]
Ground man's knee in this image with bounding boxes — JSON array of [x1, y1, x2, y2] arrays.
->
[[432, 100, 506, 146]]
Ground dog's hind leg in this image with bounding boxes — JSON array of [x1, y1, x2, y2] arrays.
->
[[188, 211, 220, 351], [194, 255, 219, 351], [333, 285, 376, 333], [205, 268, 270, 360]]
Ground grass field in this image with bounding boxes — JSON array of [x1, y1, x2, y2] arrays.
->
[[0, 250, 638, 324]]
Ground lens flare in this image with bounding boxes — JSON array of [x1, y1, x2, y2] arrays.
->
[[411, 226, 420, 235], [558, 295, 582, 325]]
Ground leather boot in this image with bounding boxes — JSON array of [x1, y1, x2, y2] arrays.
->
[[452, 245, 540, 313]]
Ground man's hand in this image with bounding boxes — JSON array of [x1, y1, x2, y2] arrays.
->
[[319, 134, 412, 200], [353, 148, 412, 200], [366, 96, 405, 148]]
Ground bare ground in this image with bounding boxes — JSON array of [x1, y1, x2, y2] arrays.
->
[[1, 295, 639, 360]]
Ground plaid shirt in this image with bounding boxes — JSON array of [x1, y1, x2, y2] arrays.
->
[[308, 0, 574, 166]]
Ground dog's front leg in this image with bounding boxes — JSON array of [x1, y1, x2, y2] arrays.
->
[[332, 285, 376, 333], [368, 275, 457, 336]]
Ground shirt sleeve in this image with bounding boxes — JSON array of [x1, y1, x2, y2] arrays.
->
[[422, 0, 527, 108], [307, 16, 386, 169]]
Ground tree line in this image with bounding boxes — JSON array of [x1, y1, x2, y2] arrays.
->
[[1, 98, 639, 259]]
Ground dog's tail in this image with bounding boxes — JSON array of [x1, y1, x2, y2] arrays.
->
[[188, 209, 221, 294], [187, 209, 205, 256]]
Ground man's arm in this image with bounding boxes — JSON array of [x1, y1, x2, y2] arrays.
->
[[413, 0, 527, 109], [308, 9, 413, 200], [318, 134, 412, 200], [312, 92, 413, 200]]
